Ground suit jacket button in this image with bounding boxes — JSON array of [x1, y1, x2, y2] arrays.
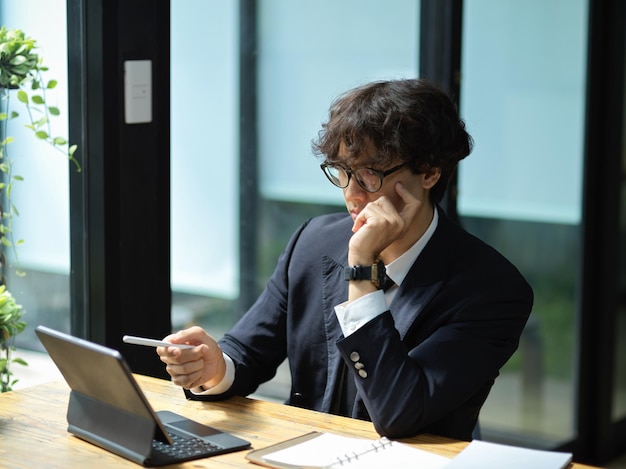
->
[[290, 392, 304, 406], [354, 362, 365, 370], [358, 369, 368, 379], [350, 351, 360, 362]]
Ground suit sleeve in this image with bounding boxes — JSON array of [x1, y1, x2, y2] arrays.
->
[[337, 266, 533, 440], [184, 218, 313, 402]]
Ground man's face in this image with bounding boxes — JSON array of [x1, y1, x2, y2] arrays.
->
[[337, 146, 435, 221]]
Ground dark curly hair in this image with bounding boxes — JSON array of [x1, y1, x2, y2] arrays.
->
[[312, 79, 473, 203]]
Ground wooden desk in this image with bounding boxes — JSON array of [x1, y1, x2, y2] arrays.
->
[[0, 375, 597, 468]]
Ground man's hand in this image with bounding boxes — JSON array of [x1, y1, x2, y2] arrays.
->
[[349, 181, 422, 265], [156, 326, 226, 391]]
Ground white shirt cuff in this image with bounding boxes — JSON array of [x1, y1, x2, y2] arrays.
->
[[190, 352, 235, 395], [334, 290, 387, 337]]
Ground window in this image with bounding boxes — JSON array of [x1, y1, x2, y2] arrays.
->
[[0, 0, 72, 350], [170, 0, 420, 400], [459, 0, 588, 445]]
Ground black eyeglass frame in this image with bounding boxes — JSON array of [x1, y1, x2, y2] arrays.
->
[[320, 162, 408, 193]]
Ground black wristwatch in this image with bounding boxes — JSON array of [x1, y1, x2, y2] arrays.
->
[[343, 260, 386, 289]]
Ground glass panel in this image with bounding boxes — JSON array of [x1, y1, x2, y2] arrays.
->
[[170, 0, 239, 303], [0, 0, 72, 351], [258, 0, 419, 205], [170, 0, 419, 401], [459, 0, 588, 445], [256, 0, 418, 399], [170, 0, 239, 346]]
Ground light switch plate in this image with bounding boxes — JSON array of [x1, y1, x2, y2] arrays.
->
[[124, 60, 152, 124]]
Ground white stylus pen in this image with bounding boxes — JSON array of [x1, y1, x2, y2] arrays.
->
[[122, 335, 195, 349]]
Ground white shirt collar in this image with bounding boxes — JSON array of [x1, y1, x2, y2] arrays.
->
[[385, 206, 439, 287]]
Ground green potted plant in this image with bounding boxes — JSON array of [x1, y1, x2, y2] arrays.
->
[[0, 26, 80, 391], [0, 284, 25, 392]]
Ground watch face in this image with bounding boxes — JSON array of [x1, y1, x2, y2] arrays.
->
[[373, 260, 386, 288]]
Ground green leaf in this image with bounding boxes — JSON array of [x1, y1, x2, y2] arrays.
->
[[9, 55, 27, 66], [12, 357, 28, 366], [31, 95, 44, 105], [48, 106, 60, 116], [0, 113, 7, 121], [14, 44, 28, 55], [35, 130, 48, 139], [13, 175, 24, 181], [16, 90, 28, 103], [33, 116, 48, 127], [47, 79, 57, 89], [11, 65, 30, 75]]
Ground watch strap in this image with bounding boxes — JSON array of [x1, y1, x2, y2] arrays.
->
[[343, 260, 386, 288]]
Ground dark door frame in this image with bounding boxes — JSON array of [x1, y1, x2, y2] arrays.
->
[[67, 0, 171, 378], [576, 0, 626, 464]]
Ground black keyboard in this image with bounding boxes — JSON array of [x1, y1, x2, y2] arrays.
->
[[151, 432, 222, 460]]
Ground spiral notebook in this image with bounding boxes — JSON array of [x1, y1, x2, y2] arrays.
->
[[245, 431, 451, 469]]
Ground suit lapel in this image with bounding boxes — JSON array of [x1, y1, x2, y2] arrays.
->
[[389, 209, 456, 338], [389, 279, 445, 338]]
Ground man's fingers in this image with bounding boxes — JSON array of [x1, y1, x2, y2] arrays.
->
[[168, 357, 204, 374], [170, 369, 203, 389], [165, 325, 210, 346], [394, 182, 421, 221]]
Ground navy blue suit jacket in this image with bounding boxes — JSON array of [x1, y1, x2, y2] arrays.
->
[[186, 208, 533, 441]]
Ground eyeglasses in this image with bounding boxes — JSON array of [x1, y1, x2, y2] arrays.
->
[[320, 162, 407, 193]]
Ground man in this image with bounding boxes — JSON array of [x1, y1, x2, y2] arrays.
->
[[157, 79, 533, 441]]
